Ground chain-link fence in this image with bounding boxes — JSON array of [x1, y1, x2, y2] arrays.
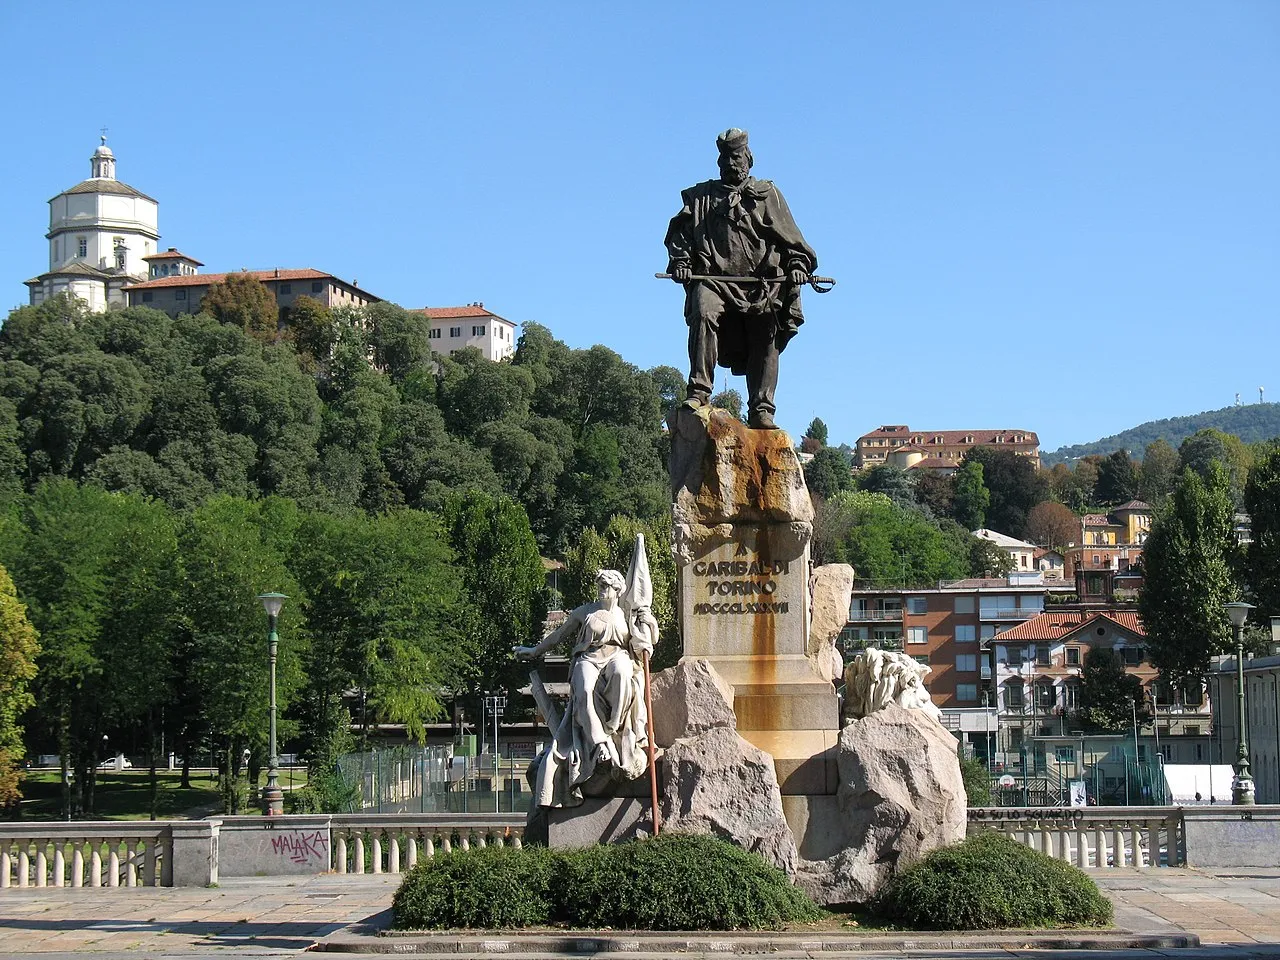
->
[[332, 745, 536, 814]]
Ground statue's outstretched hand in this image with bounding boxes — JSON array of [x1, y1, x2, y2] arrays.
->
[[789, 267, 810, 286], [514, 645, 537, 661], [672, 262, 692, 283]]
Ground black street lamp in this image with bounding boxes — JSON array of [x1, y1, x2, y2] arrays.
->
[[1224, 601, 1255, 805], [257, 592, 288, 816]]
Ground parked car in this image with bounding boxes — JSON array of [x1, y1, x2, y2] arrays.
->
[[98, 757, 133, 769]]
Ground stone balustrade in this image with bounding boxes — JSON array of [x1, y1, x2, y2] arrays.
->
[[329, 813, 524, 874], [0, 822, 173, 888], [4, 806, 1278, 890]]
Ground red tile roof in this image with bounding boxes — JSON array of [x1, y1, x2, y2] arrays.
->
[[124, 268, 333, 290], [996, 610, 1145, 642], [1113, 500, 1152, 512], [412, 305, 515, 325], [858, 426, 1040, 446], [143, 250, 203, 264]]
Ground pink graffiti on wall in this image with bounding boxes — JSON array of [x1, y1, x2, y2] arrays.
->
[[271, 830, 330, 865]]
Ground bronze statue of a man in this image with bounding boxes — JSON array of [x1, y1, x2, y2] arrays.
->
[[665, 128, 818, 430]]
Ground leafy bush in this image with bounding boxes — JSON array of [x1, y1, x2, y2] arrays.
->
[[877, 832, 1113, 930], [957, 748, 992, 806], [393, 844, 557, 929], [560, 834, 822, 931], [391, 834, 822, 931]]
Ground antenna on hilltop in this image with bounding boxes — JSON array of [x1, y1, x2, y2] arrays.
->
[[1235, 393, 1241, 407], [1261, 387, 1266, 405]]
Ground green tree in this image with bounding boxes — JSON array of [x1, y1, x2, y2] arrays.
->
[[646, 365, 686, 420], [804, 417, 829, 446], [804, 447, 853, 500], [1179, 428, 1253, 506], [857, 464, 917, 510], [287, 296, 337, 373], [1139, 439, 1179, 506], [0, 562, 39, 809], [367, 303, 435, 384], [951, 460, 989, 531], [710, 389, 742, 420], [200, 272, 279, 342], [962, 447, 1048, 538], [1079, 649, 1150, 733], [824, 490, 970, 585], [1245, 444, 1280, 621], [913, 471, 954, 520], [443, 491, 548, 697], [1138, 465, 1242, 684], [1095, 450, 1140, 505], [181, 496, 306, 812]]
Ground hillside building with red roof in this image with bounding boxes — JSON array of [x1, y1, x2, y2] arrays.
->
[[855, 425, 1040, 471], [411, 303, 516, 362]]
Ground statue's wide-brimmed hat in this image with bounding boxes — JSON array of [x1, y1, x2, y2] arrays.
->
[[716, 128, 749, 153]]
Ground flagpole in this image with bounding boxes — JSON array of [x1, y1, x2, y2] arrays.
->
[[643, 649, 661, 836]]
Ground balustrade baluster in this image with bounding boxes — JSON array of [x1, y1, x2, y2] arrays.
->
[[1075, 826, 1088, 868], [425, 834, 436, 858], [511, 831, 522, 850], [335, 834, 348, 874], [90, 843, 102, 886], [476, 831, 487, 848], [459, 833, 470, 851], [1130, 823, 1144, 867], [1, 844, 11, 888], [35, 843, 47, 887], [18, 846, 30, 887], [371, 835, 383, 874], [1111, 827, 1124, 866], [388, 835, 400, 873], [353, 835, 365, 875], [53, 843, 65, 887], [406, 834, 418, 869], [441, 834, 451, 854], [72, 842, 84, 887], [108, 842, 120, 887]]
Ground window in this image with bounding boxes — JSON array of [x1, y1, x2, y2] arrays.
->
[[906, 596, 926, 615], [1005, 646, 1023, 667], [1036, 646, 1051, 666], [142, 292, 153, 302], [954, 596, 974, 614], [956, 653, 977, 672], [175, 289, 187, 301], [956, 683, 978, 702], [450, 326, 462, 338], [77, 237, 87, 258], [279, 283, 292, 295], [428, 328, 441, 339], [955, 624, 976, 644], [312, 281, 323, 293], [907, 626, 927, 645], [981, 624, 997, 640], [1004, 683, 1024, 709], [473, 325, 486, 336], [1182, 683, 1204, 707], [1055, 746, 1075, 763], [1064, 682, 1081, 709], [1122, 647, 1143, 666], [1066, 647, 1080, 666], [1035, 682, 1055, 709], [1186, 724, 1201, 737]]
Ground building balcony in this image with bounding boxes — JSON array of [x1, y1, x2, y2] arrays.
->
[[981, 609, 1042, 621], [847, 609, 904, 622]]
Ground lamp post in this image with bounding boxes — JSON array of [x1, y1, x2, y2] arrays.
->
[[1224, 601, 1255, 805], [258, 592, 288, 816]]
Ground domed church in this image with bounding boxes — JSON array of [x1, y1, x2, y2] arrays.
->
[[24, 137, 160, 311]]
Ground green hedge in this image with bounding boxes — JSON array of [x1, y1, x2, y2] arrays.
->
[[876, 832, 1113, 930], [392, 834, 822, 931]]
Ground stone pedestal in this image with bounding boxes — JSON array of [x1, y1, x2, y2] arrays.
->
[[170, 819, 220, 887], [669, 406, 838, 797]]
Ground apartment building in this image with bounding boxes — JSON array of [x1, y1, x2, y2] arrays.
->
[[414, 304, 516, 362], [854, 425, 1040, 470]]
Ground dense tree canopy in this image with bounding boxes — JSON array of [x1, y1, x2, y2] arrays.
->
[[962, 447, 1049, 539], [0, 563, 38, 809]]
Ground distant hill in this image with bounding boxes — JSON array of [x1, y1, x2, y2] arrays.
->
[[1041, 403, 1280, 465]]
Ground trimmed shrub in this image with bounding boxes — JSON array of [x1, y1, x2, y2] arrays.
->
[[391, 834, 822, 931], [392, 844, 557, 929], [559, 834, 822, 931], [876, 832, 1113, 930]]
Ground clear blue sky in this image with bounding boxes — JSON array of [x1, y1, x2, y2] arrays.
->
[[2, 2, 1276, 452]]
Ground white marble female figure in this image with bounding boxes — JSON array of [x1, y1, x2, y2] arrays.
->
[[516, 569, 657, 808]]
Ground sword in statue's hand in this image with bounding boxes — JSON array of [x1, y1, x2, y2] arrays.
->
[[654, 272, 836, 293]]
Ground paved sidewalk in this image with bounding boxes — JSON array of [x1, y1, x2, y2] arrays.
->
[[0, 868, 1275, 956]]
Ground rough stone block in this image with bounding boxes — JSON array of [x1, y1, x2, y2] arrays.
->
[[546, 797, 651, 849], [649, 658, 736, 748], [808, 563, 854, 683]]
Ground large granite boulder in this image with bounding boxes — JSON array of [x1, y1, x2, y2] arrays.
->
[[650, 658, 736, 747], [795, 704, 966, 905], [808, 563, 854, 683], [662, 725, 798, 875]]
